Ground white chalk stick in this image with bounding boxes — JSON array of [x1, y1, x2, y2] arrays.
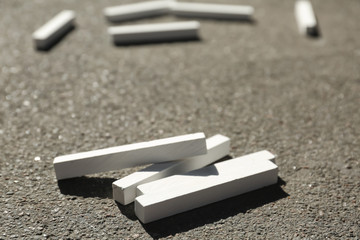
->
[[113, 134, 230, 205], [171, 2, 254, 20], [295, 0, 318, 36], [32, 10, 75, 50], [108, 21, 200, 44], [137, 150, 276, 196], [104, 0, 174, 22], [135, 150, 278, 223], [53, 133, 207, 180]]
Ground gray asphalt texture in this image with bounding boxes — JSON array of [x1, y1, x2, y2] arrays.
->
[[1, 0, 359, 239]]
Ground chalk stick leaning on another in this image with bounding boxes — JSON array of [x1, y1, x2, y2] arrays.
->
[[32, 10, 76, 50], [53, 133, 207, 180], [104, 0, 174, 22], [137, 150, 276, 196], [113, 134, 230, 205], [108, 21, 200, 45], [295, 0, 319, 36], [135, 150, 277, 223], [171, 2, 254, 20]]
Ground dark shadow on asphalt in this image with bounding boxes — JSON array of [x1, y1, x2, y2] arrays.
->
[[306, 26, 321, 38], [57, 176, 116, 199], [116, 202, 138, 221], [141, 177, 288, 239]]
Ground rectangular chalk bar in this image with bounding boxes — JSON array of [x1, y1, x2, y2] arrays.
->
[[135, 150, 277, 223], [295, 0, 318, 36], [104, 0, 173, 22], [137, 150, 276, 196], [171, 2, 254, 20], [108, 21, 200, 44], [32, 10, 75, 50], [113, 134, 230, 205], [53, 132, 207, 180]]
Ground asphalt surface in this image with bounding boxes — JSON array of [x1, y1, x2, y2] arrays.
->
[[1, 0, 359, 239]]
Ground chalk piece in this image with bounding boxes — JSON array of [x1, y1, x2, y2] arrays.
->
[[32, 10, 75, 50], [135, 151, 278, 223], [108, 21, 200, 45], [171, 2, 254, 20], [137, 150, 276, 196], [113, 134, 230, 205], [53, 133, 207, 180], [104, 0, 174, 22], [295, 0, 319, 36]]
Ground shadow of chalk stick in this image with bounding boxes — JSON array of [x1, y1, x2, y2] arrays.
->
[[57, 175, 116, 199]]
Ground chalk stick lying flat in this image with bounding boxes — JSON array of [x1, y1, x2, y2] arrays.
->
[[113, 134, 230, 205], [171, 2, 254, 20], [135, 150, 277, 223], [53, 133, 207, 180], [104, 1, 173, 22], [108, 21, 200, 44], [32, 10, 75, 50], [137, 150, 276, 196], [295, 0, 319, 36]]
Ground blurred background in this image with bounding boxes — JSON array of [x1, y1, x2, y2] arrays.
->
[[0, 0, 359, 239]]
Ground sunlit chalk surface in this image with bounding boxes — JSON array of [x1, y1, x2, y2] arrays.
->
[[104, 0, 174, 22], [171, 2, 254, 20], [32, 10, 75, 50], [54, 133, 207, 180], [108, 21, 200, 45], [295, 0, 319, 37], [113, 134, 230, 205], [135, 150, 278, 223]]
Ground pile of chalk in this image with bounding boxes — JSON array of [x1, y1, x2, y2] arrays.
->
[[54, 133, 279, 223], [32, 0, 319, 50]]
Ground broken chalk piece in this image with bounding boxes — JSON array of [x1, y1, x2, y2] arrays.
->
[[135, 150, 278, 223], [104, 0, 174, 22], [53, 132, 207, 180], [32, 10, 75, 50], [171, 2, 254, 20], [112, 134, 230, 205], [295, 0, 319, 36], [108, 21, 200, 45]]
